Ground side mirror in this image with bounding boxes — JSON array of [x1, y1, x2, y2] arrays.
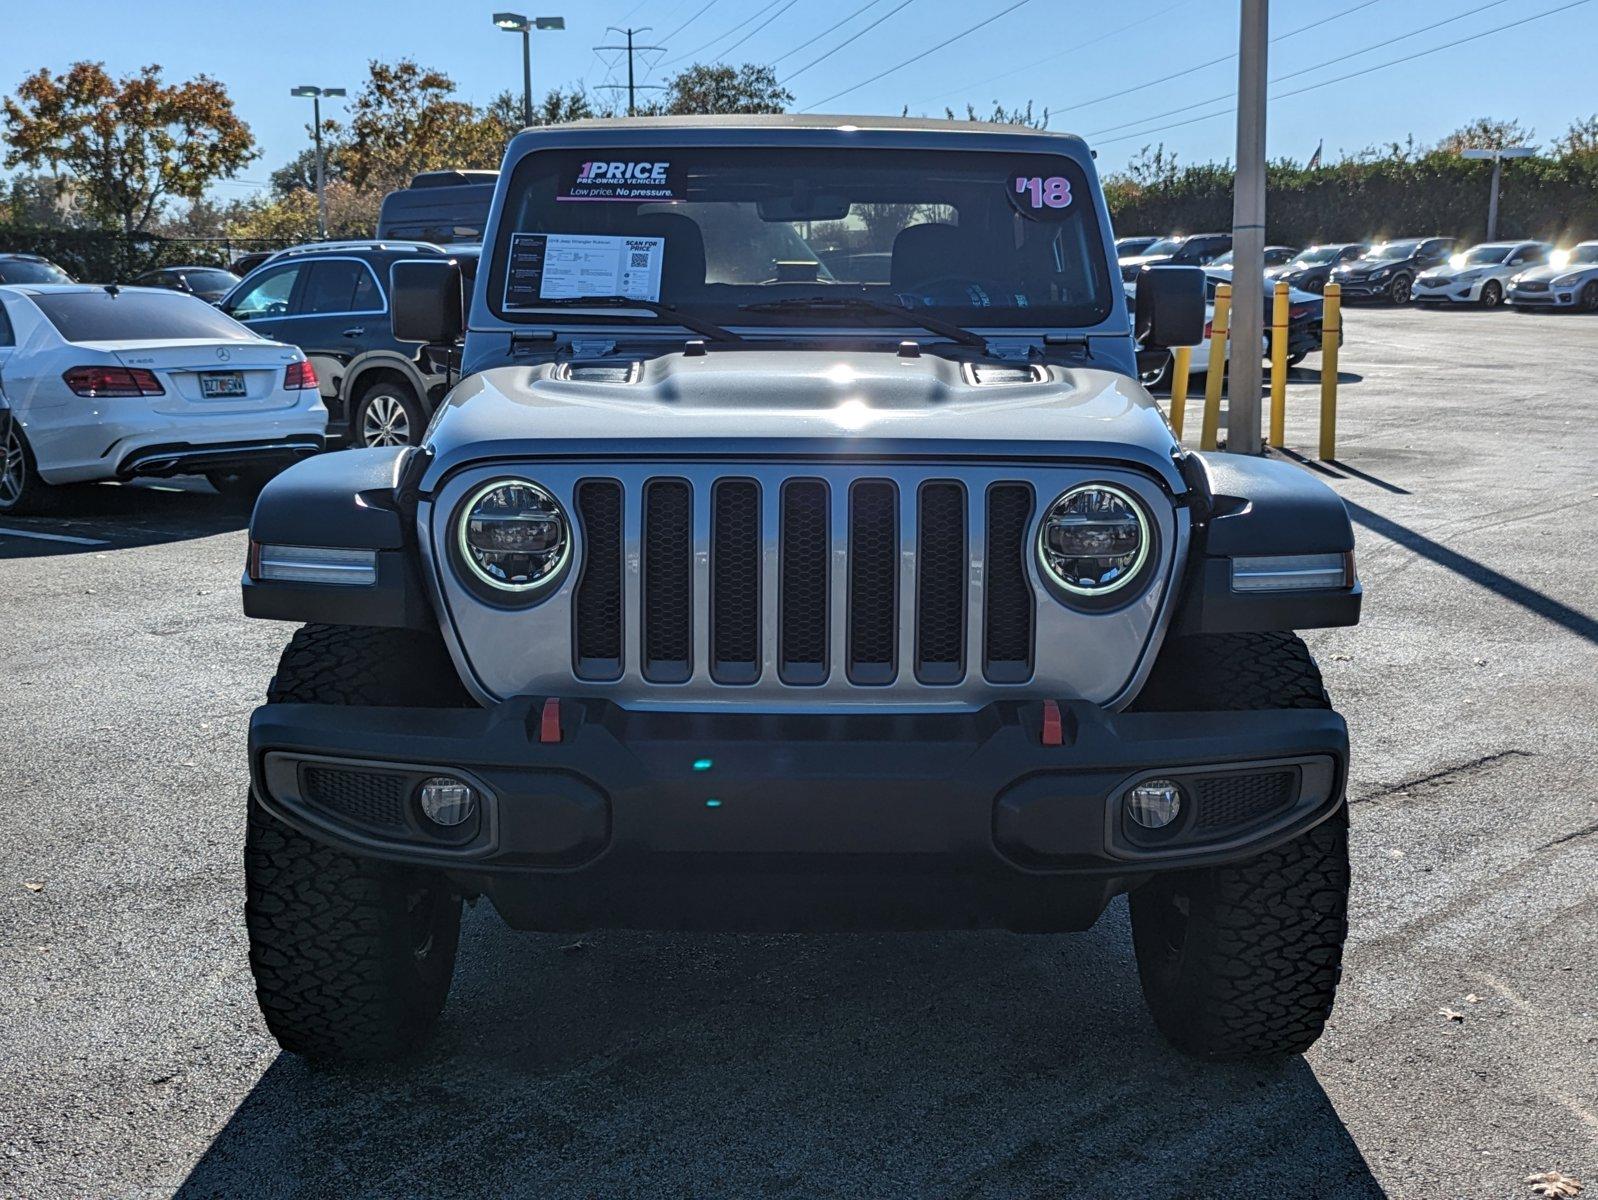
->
[[1135, 264, 1206, 349], [390, 260, 464, 344]]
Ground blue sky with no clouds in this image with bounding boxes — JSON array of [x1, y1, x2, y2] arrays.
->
[[1, 0, 1593, 198]]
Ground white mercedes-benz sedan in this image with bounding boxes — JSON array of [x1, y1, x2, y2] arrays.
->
[[0, 284, 326, 514]]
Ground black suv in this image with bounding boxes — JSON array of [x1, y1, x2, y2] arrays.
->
[[1330, 237, 1455, 304], [217, 242, 469, 447], [1266, 243, 1367, 294]]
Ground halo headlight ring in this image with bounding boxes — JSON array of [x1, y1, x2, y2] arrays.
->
[[1035, 482, 1157, 610], [451, 477, 573, 604]]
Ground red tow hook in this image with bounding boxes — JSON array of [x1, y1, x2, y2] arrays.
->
[[1040, 700, 1064, 747], [538, 698, 563, 744]]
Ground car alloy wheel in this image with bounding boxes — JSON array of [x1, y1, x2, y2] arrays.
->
[[1581, 281, 1598, 312], [1480, 280, 1503, 309], [1389, 274, 1412, 305], [0, 425, 25, 509], [361, 393, 412, 447]]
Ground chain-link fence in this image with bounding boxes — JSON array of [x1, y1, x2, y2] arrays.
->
[[0, 226, 295, 283]]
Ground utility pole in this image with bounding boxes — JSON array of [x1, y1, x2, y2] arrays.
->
[[595, 27, 665, 116], [1227, 0, 1268, 455], [1461, 145, 1536, 240], [290, 86, 345, 240]]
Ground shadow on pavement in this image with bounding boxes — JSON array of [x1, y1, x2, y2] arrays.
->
[[176, 909, 1382, 1199], [0, 479, 249, 559]]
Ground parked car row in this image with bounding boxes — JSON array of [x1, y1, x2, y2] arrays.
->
[[1117, 233, 1598, 310]]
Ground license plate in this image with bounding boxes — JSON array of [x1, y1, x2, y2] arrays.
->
[[200, 371, 246, 398]]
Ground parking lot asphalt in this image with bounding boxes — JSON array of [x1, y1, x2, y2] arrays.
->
[[2, 305, 1596, 1200]]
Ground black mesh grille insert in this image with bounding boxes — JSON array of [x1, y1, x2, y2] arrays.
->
[[303, 767, 407, 828], [780, 480, 829, 685], [984, 483, 1035, 682], [848, 480, 898, 685], [712, 479, 760, 684], [916, 482, 966, 683], [643, 479, 692, 682], [574, 480, 623, 679], [1195, 771, 1296, 830]]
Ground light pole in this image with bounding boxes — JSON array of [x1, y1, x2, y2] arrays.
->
[[1461, 146, 1536, 241], [1227, 0, 1268, 455], [290, 85, 345, 240], [493, 12, 566, 128]]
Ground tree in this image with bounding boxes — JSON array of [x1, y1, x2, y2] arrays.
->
[[662, 64, 792, 115], [1435, 116, 1536, 154], [940, 100, 1049, 129], [481, 86, 599, 141], [1552, 114, 1598, 157], [2, 62, 256, 233], [339, 59, 505, 191], [226, 180, 380, 244]]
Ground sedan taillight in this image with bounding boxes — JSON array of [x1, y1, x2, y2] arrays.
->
[[62, 366, 164, 397], [284, 360, 318, 390]]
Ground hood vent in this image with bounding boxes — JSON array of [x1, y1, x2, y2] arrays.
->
[[966, 363, 1043, 386], [558, 362, 641, 384]]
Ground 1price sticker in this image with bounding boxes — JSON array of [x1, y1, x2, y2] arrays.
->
[[1008, 173, 1073, 219]]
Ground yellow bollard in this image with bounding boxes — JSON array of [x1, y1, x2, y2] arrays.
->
[[1169, 345, 1193, 441], [1269, 280, 1290, 448], [1200, 281, 1230, 451], [1319, 282, 1342, 460]]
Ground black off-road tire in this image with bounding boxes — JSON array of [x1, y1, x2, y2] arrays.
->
[[1127, 631, 1350, 1060], [245, 624, 473, 1061]]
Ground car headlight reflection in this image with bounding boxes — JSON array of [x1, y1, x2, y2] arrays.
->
[[457, 479, 570, 593], [1037, 484, 1151, 598]]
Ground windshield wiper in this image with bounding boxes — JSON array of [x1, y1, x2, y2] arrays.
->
[[737, 295, 989, 350], [517, 295, 743, 343]]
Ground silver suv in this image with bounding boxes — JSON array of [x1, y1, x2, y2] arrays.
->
[[238, 116, 1362, 1064]]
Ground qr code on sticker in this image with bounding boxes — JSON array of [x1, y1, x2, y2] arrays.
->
[[629, 251, 650, 269]]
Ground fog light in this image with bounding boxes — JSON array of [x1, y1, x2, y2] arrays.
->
[[1126, 779, 1183, 829], [417, 776, 476, 827]]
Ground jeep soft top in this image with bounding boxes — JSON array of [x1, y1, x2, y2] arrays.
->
[[238, 115, 1361, 1065]]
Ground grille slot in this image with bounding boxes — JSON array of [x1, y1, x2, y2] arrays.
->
[[642, 479, 692, 682], [779, 479, 830, 685], [916, 482, 967, 683], [848, 480, 899, 685], [1195, 771, 1296, 830], [711, 479, 761, 684], [573, 480, 623, 680], [302, 767, 408, 829], [984, 483, 1035, 682]]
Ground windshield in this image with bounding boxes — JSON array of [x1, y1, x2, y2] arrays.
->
[[0, 259, 73, 284], [489, 146, 1113, 330], [1289, 246, 1345, 266], [1463, 245, 1512, 266], [1141, 237, 1188, 257], [1209, 250, 1234, 266], [1569, 244, 1598, 266], [183, 269, 241, 292], [1364, 240, 1423, 260], [31, 290, 257, 343]]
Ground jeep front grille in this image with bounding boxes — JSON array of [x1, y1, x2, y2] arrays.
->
[[570, 472, 1036, 689]]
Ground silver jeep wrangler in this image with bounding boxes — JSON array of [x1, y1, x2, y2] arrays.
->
[[240, 115, 1361, 1063]]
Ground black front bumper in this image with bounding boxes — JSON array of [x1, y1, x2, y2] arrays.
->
[[250, 698, 1348, 933]]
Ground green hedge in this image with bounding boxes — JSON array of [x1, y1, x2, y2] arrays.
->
[[0, 226, 287, 283], [1105, 154, 1598, 246]]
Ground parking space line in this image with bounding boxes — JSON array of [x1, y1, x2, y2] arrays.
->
[[0, 525, 111, 546]]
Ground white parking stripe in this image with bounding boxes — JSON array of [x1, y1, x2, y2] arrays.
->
[[0, 525, 111, 546]]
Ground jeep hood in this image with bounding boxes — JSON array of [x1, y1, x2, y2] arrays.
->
[[420, 348, 1185, 491]]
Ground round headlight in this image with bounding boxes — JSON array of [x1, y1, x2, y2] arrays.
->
[[1037, 483, 1150, 598], [457, 479, 570, 592]]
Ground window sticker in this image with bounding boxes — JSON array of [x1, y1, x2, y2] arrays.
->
[[503, 232, 665, 308], [559, 160, 679, 202], [1007, 172, 1073, 220]]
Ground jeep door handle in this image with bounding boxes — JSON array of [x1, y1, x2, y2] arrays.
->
[[342, 327, 365, 338]]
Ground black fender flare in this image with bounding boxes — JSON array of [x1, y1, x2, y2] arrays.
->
[[341, 350, 439, 414]]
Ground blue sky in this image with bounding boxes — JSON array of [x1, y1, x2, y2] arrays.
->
[[1, 0, 1594, 199]]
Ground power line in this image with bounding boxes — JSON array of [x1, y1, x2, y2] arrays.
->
[[658, 0, 721, 45], [1047, 0, 1387, 117], [1095, 0, 1593, 148], [770, 0, 887, 67], [801, 0, 1034, 110], [1085, 0, 1512, 139], [663, 0, 788, 65], [781, 0, 918, 83], [907, 0, 1185, 110], [714, 0, 800, 61]]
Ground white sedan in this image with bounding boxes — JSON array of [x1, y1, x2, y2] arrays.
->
[[0, 284, 326, 514], [1508, 241, 1598, 311], [1412, 241, 1552, 308]]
